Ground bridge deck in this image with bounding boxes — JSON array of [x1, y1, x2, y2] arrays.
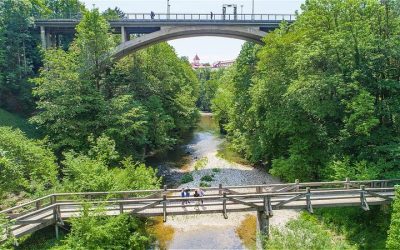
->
[[1, 179, 398, 240]]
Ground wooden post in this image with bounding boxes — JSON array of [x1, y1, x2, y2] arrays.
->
[[256, 211, 269, 249], [295, 179, 300, 192], [256, 186, 262, 193], [119, 202, 124, 214], [53, 205, 59, 239], [50, 195, 56, 204], [264, 196, 273, 217], [360, 185, 370, 211], [345, 177, 350, 189], [222, 192, 228, 219], [306, 187, 313, 213], [35, 200, 41, 210], [219, 184, 223, 195], [162, 195, 167, 222]]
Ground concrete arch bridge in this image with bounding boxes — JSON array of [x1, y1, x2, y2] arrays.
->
[[35, 13, 296, 61]]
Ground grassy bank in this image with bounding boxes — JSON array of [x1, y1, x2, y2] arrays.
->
[[216, 140, 250, 165], [0, 108, 40, 138]]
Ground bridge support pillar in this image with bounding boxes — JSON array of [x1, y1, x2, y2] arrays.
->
[[257, 211, 269, 248], [40, 26, 46, 48], [121, 26, 130, 43]]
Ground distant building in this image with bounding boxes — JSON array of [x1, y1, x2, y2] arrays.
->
[[191, 54, 207, 69], [191, 54, 235, 70]]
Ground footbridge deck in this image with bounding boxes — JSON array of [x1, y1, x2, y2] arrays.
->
[[1, 179, 398, 241]]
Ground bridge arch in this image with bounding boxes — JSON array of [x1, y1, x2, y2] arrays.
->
[[112, 25, 266, 61]]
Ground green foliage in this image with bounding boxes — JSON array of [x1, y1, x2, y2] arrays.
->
[[0, 127, 57, 198], [61, 154, 160, 193], [181, 173, 194, 184], [199, 181, 211, 188], [212, 0, 400, 182], [200, 175, 213, 182], [196, 68, 223, 111], [194, 157, 208, 171], [315, 206, 392, 250], [0, 108, 40, 138], [212, 168, 221, 173], [387, 187, 400, 249], [54, 205, 150, 250], [266, 213, 356, 250], [0, 0, 40, 114], [32, 10, 199, 157], [31, 47, 106, 153]]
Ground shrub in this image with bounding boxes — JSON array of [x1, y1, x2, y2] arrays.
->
[[387, 186, 400, 249], [200, 181, 211, 188], [0, 127, 57, 197], [54, 205, 150, 249], [194, 157, 208, 171], [181, 173, 194, 184], [200, 175, 213, 182], [212, 168, 221, 173], [265, 213, 355, 249]]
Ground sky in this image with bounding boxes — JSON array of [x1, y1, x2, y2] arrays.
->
[[81, 0, 304, 63]]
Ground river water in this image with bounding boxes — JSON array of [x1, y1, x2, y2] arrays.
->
[[147, 113, 297, 250]]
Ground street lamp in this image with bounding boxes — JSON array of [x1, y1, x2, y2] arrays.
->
[[167, 0, 171, 19], [241, 5, 243, 20]]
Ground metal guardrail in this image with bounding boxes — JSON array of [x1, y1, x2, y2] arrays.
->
[[36, 13, 296, 22]]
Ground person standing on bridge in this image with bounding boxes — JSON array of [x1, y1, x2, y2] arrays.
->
[[181, 188, 186, 205], [150, 11, 155, 20], [210, 11, 214, 20], [198, 188, 205, 204], [184, 188, 191, 204]]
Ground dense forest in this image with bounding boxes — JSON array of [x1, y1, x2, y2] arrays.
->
[[209, 0, 400, 248], [1, 0, 400, 249], [0, 0, 198, 248]]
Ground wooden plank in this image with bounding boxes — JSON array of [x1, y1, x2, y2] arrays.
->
[[130, 201, 160, 214], [227, 197, 261, 209], [275, 194, 305, 208]]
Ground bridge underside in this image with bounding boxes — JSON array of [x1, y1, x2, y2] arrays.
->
[[112, 26, 266, 61], [35, 20, 275, 61]]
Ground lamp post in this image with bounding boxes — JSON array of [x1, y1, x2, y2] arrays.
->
[[167, 0, 171, 19], [252, 0, 255, 20], [241, 5, 243, 20]]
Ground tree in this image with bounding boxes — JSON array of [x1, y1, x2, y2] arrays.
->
[[31, 48, 107, 153], [212, 0, 400, 181], [0, 127, 57, 198], [75, 8, 115, 91], [0, 0, 41, 114], [54, 206, 150, 250], [387, 187, 400, 249]]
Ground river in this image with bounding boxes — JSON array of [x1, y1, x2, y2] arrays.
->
[[147, 113, 297, 250]]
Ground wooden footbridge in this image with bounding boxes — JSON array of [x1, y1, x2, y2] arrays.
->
[[1, 179, 398, 242]]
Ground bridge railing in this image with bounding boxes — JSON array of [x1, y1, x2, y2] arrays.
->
[[1, 178, 399, 221], [35, 13, 296, 22]]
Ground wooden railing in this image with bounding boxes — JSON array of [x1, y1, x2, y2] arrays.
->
[[0, 179, 398, 240]]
